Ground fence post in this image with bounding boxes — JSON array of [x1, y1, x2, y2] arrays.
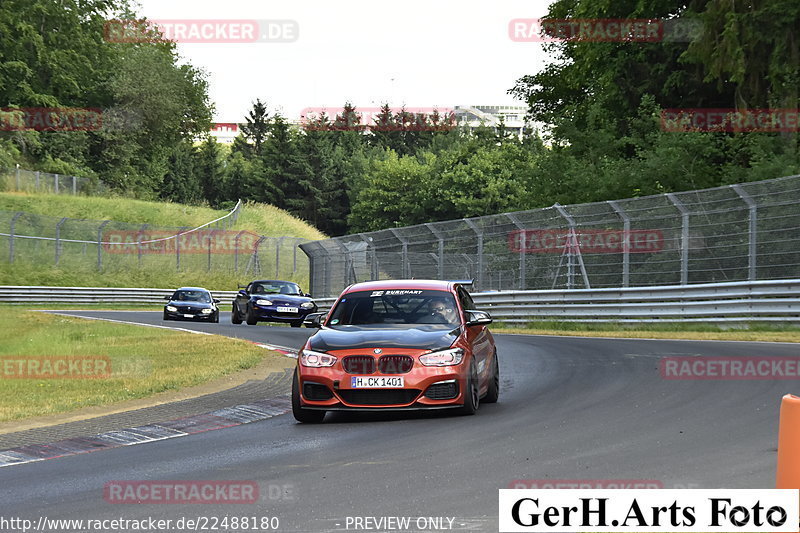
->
[[55, 217, 67, 265], [505, 213, 527, 291], [732, 184, 758, 281], [54, 174, 59, 194], [207, 228, 213, 272], [463, 219, 484, 290], [608, 200, 630, 287], [35, 171, 40, 191], [552, 204, 585, 290], [388, 229, 409, 279], [137, 224, 148, 267], [667, 193, 690, 285], [9, 212, 23, 263], [176, 227, 186, 271], [355, 234, 378, 282], [276, 236, 285, 278], [425, 223, 445, 280], [15, 165, 20, 190], [293, 239, 298, 274], [97, 220, 110, 270], [233, 230, 245, 273], [72, 176, 77, 195]]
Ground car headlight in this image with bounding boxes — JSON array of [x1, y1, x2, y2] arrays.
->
[[419, 348, 464, 366], [166, 306, 177, 312], [201, 308, 213, 314], [300, 349, 337, 368], [300, 302, 315, 309], [256, 299, 273, 306]]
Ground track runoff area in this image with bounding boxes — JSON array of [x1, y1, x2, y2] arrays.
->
[[1, 309, 799, 533]]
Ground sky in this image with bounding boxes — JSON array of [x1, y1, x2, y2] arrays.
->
[[135, 0, 556, 122]]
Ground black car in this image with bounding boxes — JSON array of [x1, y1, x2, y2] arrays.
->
[[232, 280, 316, 327], [163, 287, 220, 322]]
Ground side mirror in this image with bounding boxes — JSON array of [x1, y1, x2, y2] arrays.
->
[[465, 310, 492, 326], [305, 293, 312, 298], [164, 295, 171, 300], [238, 290, 248, 297], [213, 299, 221, 304], [304, 312, 326, 328]]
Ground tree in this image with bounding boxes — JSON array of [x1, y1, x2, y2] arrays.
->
[[160, 141, 200, 203], [195, 136, 225, 205], [239, 99, 270, 157]]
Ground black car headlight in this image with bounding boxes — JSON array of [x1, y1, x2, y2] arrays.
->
[[256, 299, 273, 306], [300, 302, 315, 309], [166, 305, 177, 312]]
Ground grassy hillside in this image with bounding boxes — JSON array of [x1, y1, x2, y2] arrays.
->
[[0, 193, 326, 291]]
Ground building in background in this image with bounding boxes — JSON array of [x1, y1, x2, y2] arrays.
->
[[209, 123, 239, 144], [453, 105, 532, 138]]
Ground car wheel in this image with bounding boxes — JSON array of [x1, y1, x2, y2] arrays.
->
[[290, 321, 302, 328], [245, 305, 258, 325], [457, 358, 480, 415], [213, 312, 219, 323], [163, 312, 170, 321], [483, 352, 500, 404], [292, 371, 326, 423], [231, 304, 242, 324]]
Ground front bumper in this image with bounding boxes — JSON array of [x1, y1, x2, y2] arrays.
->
[[297, 363, 467, 409], [164, 308, 216, 320], [252, 304, 314, 322]]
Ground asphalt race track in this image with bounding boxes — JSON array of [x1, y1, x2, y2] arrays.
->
[[1, 310, 797, 532]]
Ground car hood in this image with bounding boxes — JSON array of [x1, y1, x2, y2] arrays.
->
[[251, 295, 312, 305], [167, 300, 215, 309], [308, 325, 459, 352]]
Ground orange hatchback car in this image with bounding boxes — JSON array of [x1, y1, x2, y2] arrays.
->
[[292, 280, 499, 423]]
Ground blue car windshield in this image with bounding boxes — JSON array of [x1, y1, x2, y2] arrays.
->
[[251, 282, 302, 296], [173, 291, 211, 303], [328, 290, 460, 326]]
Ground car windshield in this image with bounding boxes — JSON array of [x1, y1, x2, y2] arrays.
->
[[172, 290, 212, 303], [327, 290, 460, 326], [251, 281, 302, 296]]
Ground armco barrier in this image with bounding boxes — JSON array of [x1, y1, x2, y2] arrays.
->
[[311, 279, 800, 323], [0, 286, 238, 305], [1, 279, 798, 323]]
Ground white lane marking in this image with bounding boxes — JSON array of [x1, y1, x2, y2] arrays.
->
[[497, 331, 800, 345], [43, 312, 214, 335]]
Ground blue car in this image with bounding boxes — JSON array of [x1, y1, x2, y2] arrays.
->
[[232, 280, 317, 327]]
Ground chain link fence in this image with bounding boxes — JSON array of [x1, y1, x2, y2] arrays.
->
[[300, 174, 800, 298], [0, 203, 311, 282], [1, 167, 111, 196]]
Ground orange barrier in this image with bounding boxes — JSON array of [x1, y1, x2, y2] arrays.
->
[[776, 394, 800, 488]]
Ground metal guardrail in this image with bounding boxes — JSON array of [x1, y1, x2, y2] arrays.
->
[[2, 280, 798, 323], [307, 279, 800, 324], [0, 286, 239, 305]]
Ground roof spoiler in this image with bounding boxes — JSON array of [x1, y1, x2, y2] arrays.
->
[[449, 279, 474, 287]]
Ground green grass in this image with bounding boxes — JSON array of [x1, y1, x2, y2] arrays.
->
[[492, 320, 800, 342], [0, 311, 284, 422], [0, 192, 326, 291]]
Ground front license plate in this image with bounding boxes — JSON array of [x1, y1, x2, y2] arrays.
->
[[277, 306, 299, 313], [183, 314, 194, 318], [351, 376, 404, 388]]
